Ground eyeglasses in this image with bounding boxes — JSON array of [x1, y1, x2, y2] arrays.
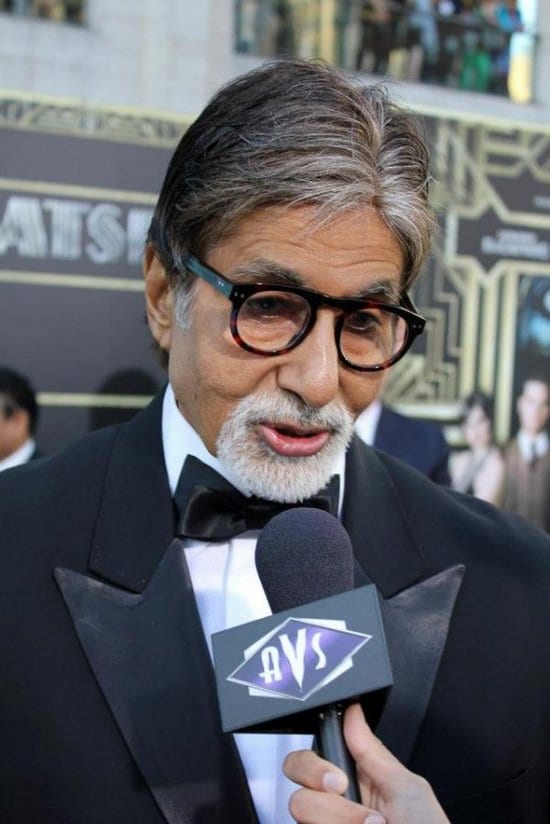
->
[[183, 254, 425, 372]]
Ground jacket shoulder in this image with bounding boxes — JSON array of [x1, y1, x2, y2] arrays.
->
[[373, 445, 550, 569], [0, 425, 119, 565]]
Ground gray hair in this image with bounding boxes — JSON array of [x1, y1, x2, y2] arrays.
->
[[147, 59, 435, 334]]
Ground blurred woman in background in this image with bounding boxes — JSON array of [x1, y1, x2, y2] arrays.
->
[[450, 391, 505, 505]]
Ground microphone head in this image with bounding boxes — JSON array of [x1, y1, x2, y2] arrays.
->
[[255, 507, 354, 614]]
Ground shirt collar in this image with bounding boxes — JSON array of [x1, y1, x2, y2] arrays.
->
[[354, 398, 383, 447], [517, 429, 549, 460], [161, 384, 346, 513], [0, 438, 35, 472]]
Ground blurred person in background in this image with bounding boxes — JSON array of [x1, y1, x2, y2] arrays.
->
[[435, 0, 463, 15], [449, 391, 505, 505], [355, 0, 392, 74], [480, 0, 498, 22], [355, 393, 450, 484], [0, 366, 41, 472], [502, 376, 549, 532], [495, 0, 523, 30], [491, 0, 523, 92], [88, 368, 161, 431]]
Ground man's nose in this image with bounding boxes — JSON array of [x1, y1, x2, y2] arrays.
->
[[275, 311, 340, 408]]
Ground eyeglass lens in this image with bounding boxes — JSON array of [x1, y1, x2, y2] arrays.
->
[[236, 290, 408, 368]]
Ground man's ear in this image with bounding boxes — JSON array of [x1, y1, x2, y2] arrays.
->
[[143, 245, 174, 351]]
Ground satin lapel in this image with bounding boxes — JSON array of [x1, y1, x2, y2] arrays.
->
[[55, 539, 257, 824], [59, 396, 255, 823], [375, 566, 464, 763], [343, 439, 465, 763]]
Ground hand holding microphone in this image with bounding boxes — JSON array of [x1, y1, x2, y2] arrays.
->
[[284, 703, 450, 824], [212, 507, 393, 805], [212, 507, 445, 823]]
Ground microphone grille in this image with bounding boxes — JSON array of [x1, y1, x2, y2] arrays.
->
[[255, 507, 355, 614]]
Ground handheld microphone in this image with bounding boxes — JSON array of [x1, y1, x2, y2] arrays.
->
[[211, 508, 392, 803], [255, 508, 360, 801]]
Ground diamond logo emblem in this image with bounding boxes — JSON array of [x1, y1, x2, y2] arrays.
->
[[227, 617, 371, 701]]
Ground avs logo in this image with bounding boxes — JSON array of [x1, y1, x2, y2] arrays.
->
[[227, 618, 371, 701]]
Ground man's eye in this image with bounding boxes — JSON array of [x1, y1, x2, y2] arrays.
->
[[244, 292, 306, 319], [345, 310, 381, 335], [246, 295, 287, 316]]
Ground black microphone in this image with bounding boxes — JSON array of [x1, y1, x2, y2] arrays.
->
[[255, 507, 354, 609], [255, 508, 360, 801], [211, 508, 392, 801]]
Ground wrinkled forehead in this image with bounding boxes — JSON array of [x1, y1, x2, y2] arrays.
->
[[204, 204, 405, 300]]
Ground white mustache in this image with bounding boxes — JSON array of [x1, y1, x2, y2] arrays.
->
[[233, 392, 353, 432]]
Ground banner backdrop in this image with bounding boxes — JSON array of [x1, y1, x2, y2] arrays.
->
[[0, 93, 190, 453], [0, 92, 548, 454]]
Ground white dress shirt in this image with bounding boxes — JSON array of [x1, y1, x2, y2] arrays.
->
[[0, 438, 35, 472], [161, 384, 345, 824]]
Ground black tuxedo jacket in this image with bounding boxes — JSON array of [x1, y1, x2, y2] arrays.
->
[[373, 405, 450, 485], [1, 394, 549, 823]]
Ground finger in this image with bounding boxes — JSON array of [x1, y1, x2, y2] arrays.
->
[[343, 705, 448, 821], [343, 704, 410, 789], [284, 749, 348, 795], [288, 787, 386, 824]]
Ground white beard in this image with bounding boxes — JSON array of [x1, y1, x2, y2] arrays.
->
[[216, 391, 353, 502]]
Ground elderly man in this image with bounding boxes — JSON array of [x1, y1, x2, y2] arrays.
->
[[0, 60, 549, 824]]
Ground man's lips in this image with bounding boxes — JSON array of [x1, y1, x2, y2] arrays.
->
[[256, 423, 331, 457]]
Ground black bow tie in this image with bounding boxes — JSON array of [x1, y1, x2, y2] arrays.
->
[[174, 455, 340, 541]]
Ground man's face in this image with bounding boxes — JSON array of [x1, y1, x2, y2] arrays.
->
[[0, 408, 12, 460], [146, 205, 404, 499], [463, 405, 492, 450], [0, 400, 26, 460], [517, 380, 550, 437]]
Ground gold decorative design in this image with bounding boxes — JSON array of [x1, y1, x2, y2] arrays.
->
[[0, 271, 144, 291], [390, 116, 550, 439], [37, 393, 152, 408], [0, 93, 191, 147], [0, 177, 157, 204]]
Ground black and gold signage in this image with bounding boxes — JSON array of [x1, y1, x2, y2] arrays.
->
[[0, 95, 190, 452], [388, 114, 550, 444]]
